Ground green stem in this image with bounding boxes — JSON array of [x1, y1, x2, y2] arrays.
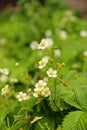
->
[[38, 121, 44, 129], [41, 100, 48, 115], [54, 78, 57, 100]]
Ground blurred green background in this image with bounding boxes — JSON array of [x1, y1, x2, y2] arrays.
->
[[0, 0, 87, 86]]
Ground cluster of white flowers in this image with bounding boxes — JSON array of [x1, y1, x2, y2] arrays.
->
[[16, 91, 29, 102], [1, 38, 58, 104], [15, 38, 57, 100], [1, 84, 9, 95], [34, 38, 58, 98], [0, 68, 9, 82], [33, 80, 50, 98], [38, 57, 48, 69]]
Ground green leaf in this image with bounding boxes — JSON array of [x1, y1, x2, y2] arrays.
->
[[62, 111, 87, 130], [24, 97, 37, 112], [10, 120, 24, 130], [49, 82, 72, 111], [64, 86, 87, 111]]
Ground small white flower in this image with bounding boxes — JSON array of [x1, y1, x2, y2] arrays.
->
[[83, 50, 87, 56], [47, 68, 57, 78], [38, 39, 48, 49], [15, 62, 19, 66], [45, 30, 52, 37], [80, 30, 87, 37], [30, 41, 38, 50], [60, 30, 67, 40], [1, 84, 9, 95], [54, 49, 62, 57], [10, 78, 18, 83], [0, 68, 9, 75], [31, 116, 43, 124], [0, 75, 8, 82], [41, 88, 51, 97], [38, 57, 48, 69], [35, 80, 47, 90], [46, 38, 54, 47], [16, 92, 28, 102], [33, 88, 42, 98]]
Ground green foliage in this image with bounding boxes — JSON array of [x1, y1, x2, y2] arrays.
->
[[0, 0, 87, 130], [62, 111, 87, 130]]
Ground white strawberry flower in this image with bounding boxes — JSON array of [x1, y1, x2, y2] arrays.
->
[[33, 88, 42, 98], [45, 30, 52, 37], [38, 39, 48, 49], [38, 57, 48, 69], [16, 92, 28, 102], [1, 84, 9, 95], [0, 68, 9, 75], [0, 75, 8, 82], [60, 30, 67, 40], [80, 30, 87, 37], [35, 80, 47, 89], [54, 49, 62, 57], [46, 38, 54, 47], [30, 41, 38, 50], [41, 87, 51, 97], [31, 116, 43, 124], [47, 68, 57, 78], [10, 78, 18, 83]]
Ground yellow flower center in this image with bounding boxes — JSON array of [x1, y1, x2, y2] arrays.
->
[[34, 116, 41, 121], [44, 89, 48, 94], [38, 83, 43, 88], [2, 87, 7, 92], [49, 71, 54, 76], [19, 94, 24, 99], [36, 90, 41, 95], [41, 42, 46, 47], [40, 60, 45, 66]]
